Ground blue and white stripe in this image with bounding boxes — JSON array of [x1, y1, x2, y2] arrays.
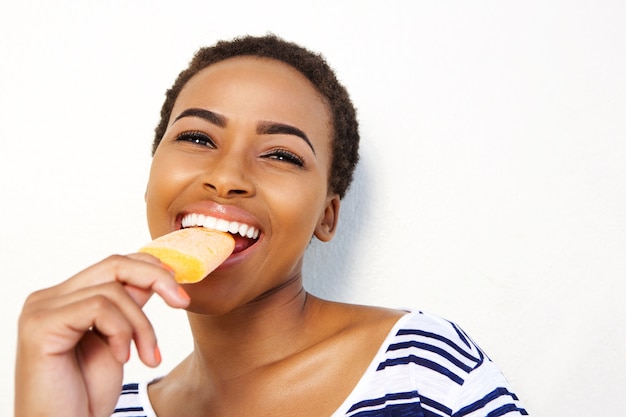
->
[[337, 311, 528, 417], [112, 382, 153, 417]]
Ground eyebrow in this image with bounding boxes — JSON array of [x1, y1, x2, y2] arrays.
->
[[173, 107, 315, 154], [257, 121, 316, 155], [173, 108, 227, 127]]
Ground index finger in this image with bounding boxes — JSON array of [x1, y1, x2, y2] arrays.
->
[[61, 254, 190, 309]]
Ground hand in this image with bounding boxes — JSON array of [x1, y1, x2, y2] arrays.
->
[[14, 253, 190, 417]]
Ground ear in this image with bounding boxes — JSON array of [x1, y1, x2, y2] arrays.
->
[[314, 194, 341, 242]]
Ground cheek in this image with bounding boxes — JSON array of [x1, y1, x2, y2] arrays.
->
[[266, 177, 326, 233], [144, 154, 196, 237], [144, 169, 170, 238]]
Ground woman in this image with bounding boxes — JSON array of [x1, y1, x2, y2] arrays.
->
[[15, 35, 528, 417]]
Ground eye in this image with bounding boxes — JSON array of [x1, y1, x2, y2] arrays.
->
[[175, 130, 216, 148], [262, 148, 305, 167]]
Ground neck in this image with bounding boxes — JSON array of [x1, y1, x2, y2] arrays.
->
[[183, 277, 318, 383]]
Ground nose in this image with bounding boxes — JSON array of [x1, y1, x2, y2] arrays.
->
[[202, 155, 255, 199]]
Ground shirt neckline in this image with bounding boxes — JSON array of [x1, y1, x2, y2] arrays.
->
[[328, 310, 415, 416], [140, 310, 416, 417]]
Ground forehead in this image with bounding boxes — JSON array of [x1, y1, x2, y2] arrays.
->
[[172, 57, 332, 134]]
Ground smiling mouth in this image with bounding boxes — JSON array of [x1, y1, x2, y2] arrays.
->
[[181, 213, 260, 253]]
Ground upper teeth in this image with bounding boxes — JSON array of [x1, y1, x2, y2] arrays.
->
[[181, 213, 259, 239]]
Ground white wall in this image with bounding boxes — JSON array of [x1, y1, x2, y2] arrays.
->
[[1, 1, 624, 416]]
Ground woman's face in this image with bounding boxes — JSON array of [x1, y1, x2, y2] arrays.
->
[[145, 56, 339, 313]]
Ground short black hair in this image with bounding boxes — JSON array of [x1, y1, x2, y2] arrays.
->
[[152, 34, 359, 198]]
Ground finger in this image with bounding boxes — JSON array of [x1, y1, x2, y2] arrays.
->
[[76, 298, 138, 365], [30, 283, 162, 366], [21, 294, 135, 364], [124, 253, 185, 307], [49, 254, 189, 309], [85, 295, 161, 368]]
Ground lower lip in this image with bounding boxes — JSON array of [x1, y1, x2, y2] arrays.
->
[[217, 236, 262, 269]]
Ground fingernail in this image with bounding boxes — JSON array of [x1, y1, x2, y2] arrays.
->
[[154, 345, 162, 364], [160, 262, 175, 276], [177, 286, 191, 303]]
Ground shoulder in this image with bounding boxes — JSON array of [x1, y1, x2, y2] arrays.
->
[[336, 305, 487, 368], [392, 310, 488, 365], [384, 311, 529, 416], [375, 310, 489, 386], [307, 297, 407, 342]]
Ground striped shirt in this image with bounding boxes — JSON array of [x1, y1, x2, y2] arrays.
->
[[112, 311, 528, 416]]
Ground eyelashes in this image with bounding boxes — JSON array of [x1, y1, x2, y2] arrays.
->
[[174, 131, 305, 167], [261, 148, 305, 167], [175, 130, 216, 148]]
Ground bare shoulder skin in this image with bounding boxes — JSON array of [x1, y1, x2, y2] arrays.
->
[[149, 295, 407, 417]]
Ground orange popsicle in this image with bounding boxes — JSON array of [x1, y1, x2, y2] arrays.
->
[[139, 228, 235, 283]]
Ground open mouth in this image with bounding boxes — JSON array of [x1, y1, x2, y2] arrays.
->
[[181, 213, 260, 254]]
